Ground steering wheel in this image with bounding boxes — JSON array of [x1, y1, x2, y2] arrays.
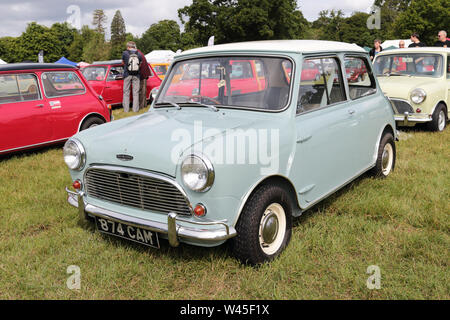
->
[[188, 95, 221, 105]]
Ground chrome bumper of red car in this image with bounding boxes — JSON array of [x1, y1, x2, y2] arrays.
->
[[65, 188, 236, 247]]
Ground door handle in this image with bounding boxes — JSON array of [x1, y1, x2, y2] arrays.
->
[[35, 104, 44, 108], [348, 109, 356, 115]]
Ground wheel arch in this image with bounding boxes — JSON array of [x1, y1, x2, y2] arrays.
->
[[234, 174, 302, 226], [78, 112, 107, 132]]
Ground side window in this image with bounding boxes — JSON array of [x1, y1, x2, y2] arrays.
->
[[17, 74, 41, 101], [344, 56, 376, 100], [0, 74, 40, 104], [297, 57, 346, 114], [107, 66, 124, 81], [42, 72, 85, 98]]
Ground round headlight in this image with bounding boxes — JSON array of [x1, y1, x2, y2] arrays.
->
[[181, 154, 214, 192], [411, 88, 426, 104], [63, 139, 85, 171]]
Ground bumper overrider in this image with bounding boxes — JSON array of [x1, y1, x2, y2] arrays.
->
[[395, 112, 432, 125], [65, 188, 237, 247]]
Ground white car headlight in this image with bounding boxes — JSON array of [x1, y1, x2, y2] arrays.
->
[[181, 154, 214, 192], [63, 139, 86, 171], [410, 88, 426, 104]]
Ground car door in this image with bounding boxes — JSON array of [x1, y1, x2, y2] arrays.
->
[[0, 72, 51, 152], [343, 55, 382, 171], [290, 56, 358, 208], [40, 70, 88, 139], [104, 65, 124, 105]]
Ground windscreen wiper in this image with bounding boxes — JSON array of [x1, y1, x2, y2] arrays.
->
[[181, 102, 219, 112], [154, 101, 182, 110]]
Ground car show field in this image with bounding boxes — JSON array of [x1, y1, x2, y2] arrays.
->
[[0, 106, 448, 299]]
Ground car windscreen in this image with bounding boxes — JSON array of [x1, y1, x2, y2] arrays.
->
[[373, 53, 444, 78], [81, 66, 108, 81], [156, 56, 293, 111]]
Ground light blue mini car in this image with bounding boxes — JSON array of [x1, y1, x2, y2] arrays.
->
[[64, 40, 397, 264]]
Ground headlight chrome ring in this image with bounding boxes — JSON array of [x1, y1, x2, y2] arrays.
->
[[410, 88, 426, 104], [63, 139, 86, 171], [181, 154, 214, 192]]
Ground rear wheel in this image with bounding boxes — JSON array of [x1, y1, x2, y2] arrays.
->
[[80, 116, 105, 131], [371, 132, 396, 178], [428, 104, 447, 132], [231, 184, 292, 265]]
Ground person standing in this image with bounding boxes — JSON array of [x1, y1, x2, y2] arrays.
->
[[122, 41, 143, 112], [399, 40, 405, 48], [434, 30, 450, 47], [408, 33, 425, 47], [137, 49, 151, 110], [370, 39, 383, 61]]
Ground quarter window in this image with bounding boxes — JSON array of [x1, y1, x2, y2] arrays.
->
[[0, 73, 41, 104], [297, 57, 346, 114], [107, 66, 124, 81], [344, 57, 376, 100], [42, 72, 85, 98]]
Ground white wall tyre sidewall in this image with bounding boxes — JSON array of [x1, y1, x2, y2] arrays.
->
[[381, 142, 394, 176], [258, 203, 287, 256]]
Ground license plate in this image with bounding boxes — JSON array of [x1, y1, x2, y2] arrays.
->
[[95, 217, 160, 249]]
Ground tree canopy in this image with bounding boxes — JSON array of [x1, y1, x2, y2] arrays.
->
[[0, 1, 447, 64]]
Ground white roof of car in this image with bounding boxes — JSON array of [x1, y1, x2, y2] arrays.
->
[[178, 40, 366, 57]]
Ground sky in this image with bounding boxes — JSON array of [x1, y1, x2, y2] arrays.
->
[[0, 0, 375, 38]]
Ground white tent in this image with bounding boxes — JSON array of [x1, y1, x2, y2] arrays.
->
[[0, 58, 7, 64], [381, 39, 412, 49], [144, 50, 175, 63]]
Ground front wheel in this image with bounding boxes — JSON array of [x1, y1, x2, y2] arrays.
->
[[428, 104, 447, 132], [231, 184, 293, 265], [371, 132, 396, 178]]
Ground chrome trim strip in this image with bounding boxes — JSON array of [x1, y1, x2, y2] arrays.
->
[[0, 137, 69, 154], [83, 164, 194, 214], [66, 188, 237, 245]]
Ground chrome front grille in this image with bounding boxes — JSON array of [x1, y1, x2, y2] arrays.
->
[[390, 99, 414, 114], [85, 166, 192, 216]]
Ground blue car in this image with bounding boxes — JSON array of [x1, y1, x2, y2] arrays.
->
[[64, 40, 397, 264]]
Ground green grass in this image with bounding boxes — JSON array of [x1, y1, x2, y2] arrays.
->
[[0, 108, 449, 299]]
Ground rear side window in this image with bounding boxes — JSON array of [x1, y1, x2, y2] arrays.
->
[[297, 57, 346, 114], [107, 66, 124, 81], [42, 71, 85, 98], [344, 56, 376, 100], [0, 73, 41, 104]]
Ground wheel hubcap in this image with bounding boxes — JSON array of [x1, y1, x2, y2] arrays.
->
[[261, 211, 279, 244], [438, 110, 445, 131], [381, 143, 393, 175], [259, 203, 286, 255]]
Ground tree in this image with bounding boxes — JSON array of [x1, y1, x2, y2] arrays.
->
[[110, 10, 127, 59], [82, 32, 110, 63], [18, 22, 62, 62], [92, 9, 107, 35], [138, 20, 182, 53], [50, 22, 77, 58], [178, 0, 309, 46], [392, 0, 450, 45]]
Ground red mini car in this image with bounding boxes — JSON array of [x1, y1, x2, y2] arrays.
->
[[81, 60, 162, 107], [166, 59, 266, 99], [0, 63, 111, 154]]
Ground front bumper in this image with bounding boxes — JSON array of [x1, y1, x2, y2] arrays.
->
[[66, 188, 237, 247], [395, 112, 432, 126]]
